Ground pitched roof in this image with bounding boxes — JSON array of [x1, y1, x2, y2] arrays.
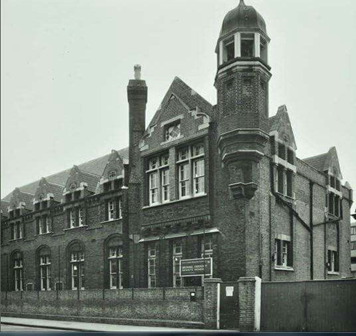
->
[[268, 105, 297, 149], [1, 200, 10, 217], [147, 77, 213, 131], [303, 153, 328, 172], [2, 147, 129, 202], [303, 147, 342, 179]]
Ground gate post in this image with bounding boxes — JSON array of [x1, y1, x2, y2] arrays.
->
[[203, 278, 222, 329], [238, 276, 261, 332]]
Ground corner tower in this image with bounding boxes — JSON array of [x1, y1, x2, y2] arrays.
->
[[216, 0, 271, 199]]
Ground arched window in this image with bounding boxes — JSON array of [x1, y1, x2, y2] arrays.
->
[[106, 237, 123, 289], [38, 246, 51, 291], [68, 241, 85, 290], [12, 251, 24, 291]]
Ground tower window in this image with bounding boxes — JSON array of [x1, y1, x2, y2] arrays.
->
[[223, 37, 235, 63], [241, 34, 255, 57], [260, 37, 268, 63]]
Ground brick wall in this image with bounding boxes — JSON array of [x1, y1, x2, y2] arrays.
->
[[1, 287, 205, 328]]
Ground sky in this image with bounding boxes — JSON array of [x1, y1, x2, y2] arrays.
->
[[1, 0, 356, 214]]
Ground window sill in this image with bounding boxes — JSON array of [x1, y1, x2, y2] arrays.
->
[[160, 135, 184, 146], [274, 266, 294, 272], [38, 232, 53, 236], [327, 271, 339, 275], [64, 225, 88, 232], [143, 193, 207, 209], [9, 238, 24, 242], [101, 218, 122, 225]]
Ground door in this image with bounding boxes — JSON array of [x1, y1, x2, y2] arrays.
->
[[220, 282, 239, 330]]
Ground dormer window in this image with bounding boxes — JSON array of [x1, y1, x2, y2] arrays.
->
[[164, 122, 181, 142], [241, 33, 254, 57], [223, 37, 235, 63], [65, 193, 72, 203], [35, 203, 40, 211]]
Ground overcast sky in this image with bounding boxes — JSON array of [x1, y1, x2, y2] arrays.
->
[[1, 0, 355, 214]]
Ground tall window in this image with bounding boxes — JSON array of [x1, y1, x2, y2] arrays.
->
[[327, 249, 339, 273], [13, 251, 24, 291], [241, 33, 254, 57], [69, 242, 85, 290], [10, 222, 23, 240], [38, 247, 51, 291], [106, 198, 122, 221], [177, 143, 205, 199], [108, 240, 123, 289], [69, 209, 76, 228], [36, 216, 51, 235], [108, 200, 115, 221], [148, 243, 157, 288], [201, 235, 213, 258], [223, 36, 235, 63], [68, 208, 85, 228], [172, 240, 182, 288], [147, 154, 169, 206], [275, 238, 292, 268]]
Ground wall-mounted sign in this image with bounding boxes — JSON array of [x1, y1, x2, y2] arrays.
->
[[226, 286, 234, 297], [180, 258, 212, 277]]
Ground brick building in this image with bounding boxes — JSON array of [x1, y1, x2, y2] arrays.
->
[[351, 221, 356, 276], [1, 0, 354, 293]]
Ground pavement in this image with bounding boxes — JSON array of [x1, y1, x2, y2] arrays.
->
[[1, 317, 227, 333]]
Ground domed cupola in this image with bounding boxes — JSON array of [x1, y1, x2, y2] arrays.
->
[[216, 0, 270, 66], [220, 0, 267, 38]]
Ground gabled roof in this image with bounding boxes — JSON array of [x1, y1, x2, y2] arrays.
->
[[303, 147, 342, 179], [8, 188, 35, 211], [34, 177, 64, 202], [269, 105, 297, 150], [147, 77, 213, 132], [2, 147, 129, 202], [101, 150, 125, 181], [64, 165, 101, 194], [1, 200, 10, 218]]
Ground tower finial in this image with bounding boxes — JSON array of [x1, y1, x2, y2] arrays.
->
[[239, 0, 246, 5], [134, 64, 141, 80]]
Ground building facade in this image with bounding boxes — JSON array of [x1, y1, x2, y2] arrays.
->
[[1, 0, 354, 292], [351, 221, 356, 276]]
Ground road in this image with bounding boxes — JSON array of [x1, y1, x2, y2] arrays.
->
[[1, 323, 71, 332]]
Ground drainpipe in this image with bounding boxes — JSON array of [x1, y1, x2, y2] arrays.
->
[[310, 182, 314, 280], [269, 163, 274, 282]]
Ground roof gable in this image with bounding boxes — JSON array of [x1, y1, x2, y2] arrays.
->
[[64, 165, 100, 194], [2, 148, 129, 202], [269, 105, 297, 150], [303, 147, 342, 179], [140, 77, 212, 153], [34, 177, 63, 202], [147, 77, 213, 131], [9, 188, 34, 211], [101, 150, 125, 181]]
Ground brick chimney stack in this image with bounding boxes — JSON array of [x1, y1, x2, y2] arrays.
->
[[127, 65, 147, 181]]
